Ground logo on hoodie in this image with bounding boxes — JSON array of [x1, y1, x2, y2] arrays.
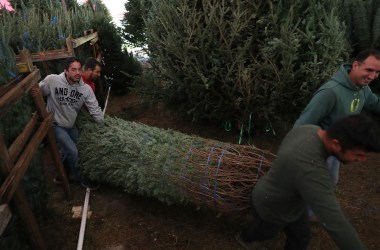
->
[[350, 93, 360, 112], [54, 87, 83, 106]]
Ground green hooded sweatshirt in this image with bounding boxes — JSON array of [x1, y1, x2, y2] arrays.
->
[[294, 64, 380, 129]]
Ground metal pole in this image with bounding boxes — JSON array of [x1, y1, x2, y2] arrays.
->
[[77, 187, 91, 250], [103, 84, 111, 116]]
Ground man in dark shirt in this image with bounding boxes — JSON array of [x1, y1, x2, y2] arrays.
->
[[236, 114, 380, 250]]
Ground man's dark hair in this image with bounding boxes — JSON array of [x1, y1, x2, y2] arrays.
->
[[355, 49, 380, 62], [83, 57, 102, 71], [64, 57, 81, 70], [327, 114, 380, 152]]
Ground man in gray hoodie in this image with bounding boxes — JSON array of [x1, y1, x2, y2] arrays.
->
[[33, 57, 104, 189]]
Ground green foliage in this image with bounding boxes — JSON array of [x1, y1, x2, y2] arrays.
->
[[343, 0, 380, 54], [142, 0, 350, 129], [1, 0, 142, 91], [78, 114, 205, 205], [0, 10, 18, 86], [121, 0, 147, 46]]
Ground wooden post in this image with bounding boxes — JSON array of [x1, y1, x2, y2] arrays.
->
[[29, 83, 72, 200], [66, 37, 75, 57], [0, 114, 53, 204], [0, 136, 47, 250], [16, 50, 34, 73]]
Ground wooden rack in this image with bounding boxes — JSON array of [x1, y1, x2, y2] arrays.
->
[[0, 63, 72, 250], [0, 29, 100, 249], [15, 30, 99, 73]]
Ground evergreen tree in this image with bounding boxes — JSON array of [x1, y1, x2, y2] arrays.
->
[[343, 0, 380, 55], [121, 0, 147, 46], [142, 0, 350, 130]]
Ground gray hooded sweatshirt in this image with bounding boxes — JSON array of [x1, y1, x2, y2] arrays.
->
[[39, 72, 104, 128]]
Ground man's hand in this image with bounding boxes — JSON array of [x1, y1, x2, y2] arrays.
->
[[97, 121, 105, 128], [29, 86, 40, 97]]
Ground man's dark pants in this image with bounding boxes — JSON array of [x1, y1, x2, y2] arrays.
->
[[241, 205, 311, 250]]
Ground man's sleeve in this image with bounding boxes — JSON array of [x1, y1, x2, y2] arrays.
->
[[364, 87, 380, 114], [85, 89, 104, 124], [38, 75, 51, 97], [294, 89, 336, 126], [298, 169, 367, 250]]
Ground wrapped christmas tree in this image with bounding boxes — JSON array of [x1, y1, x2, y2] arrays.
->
[[78, 115, 274, 214]]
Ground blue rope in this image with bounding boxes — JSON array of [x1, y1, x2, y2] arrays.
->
[[213, 147, 227, 209], [256, 152, 265, 181], [199, 146, 215, 205]]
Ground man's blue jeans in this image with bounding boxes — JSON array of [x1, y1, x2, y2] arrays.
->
[[53, 125, 80, 180], [327, 155, 340, 185], [308, 155, 340, 217]]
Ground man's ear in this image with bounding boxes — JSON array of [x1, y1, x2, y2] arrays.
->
[[331, 139, 342, 153], [352, 60, 361, 70]]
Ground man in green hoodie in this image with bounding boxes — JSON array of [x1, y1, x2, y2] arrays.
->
[[294, 49, 380, 220]]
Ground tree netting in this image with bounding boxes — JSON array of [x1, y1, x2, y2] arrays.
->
[[77, 114, 274, 214]]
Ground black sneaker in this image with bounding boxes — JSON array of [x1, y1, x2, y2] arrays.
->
[[235, 231, 268, 250], [53, 175, 77, 184], [53, 176, 62, 184], [81, 180, 100, 191]]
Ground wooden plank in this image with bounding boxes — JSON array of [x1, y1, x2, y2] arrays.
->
[[89, 37, 99, 45], [0, 114, 52, 204], [16, 50, 33, 73], [9, 112, 40, 163], [16, 49, 74, 63], [0, 78, 21, 98], [72, 32, 98, 48], [0, 204, 12, 235], [0, 136, 47, 249], [0, 69, 40, 118], [66, 37, 75, 57]]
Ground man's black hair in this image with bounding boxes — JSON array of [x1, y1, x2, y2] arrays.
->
[[355, 49, 380, 62], [327, 114, 380, 152], [83, 57, 102, 71], [64, 57, 81, 70]]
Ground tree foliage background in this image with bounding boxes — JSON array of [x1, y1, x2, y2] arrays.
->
[[122, 0, 350, 132], [0, 0, 141, 93]]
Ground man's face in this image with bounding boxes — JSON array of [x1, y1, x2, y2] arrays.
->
[[334, 148, 369, 164], [89, 65, 101, 81], [350, 55, 380, 87], [65, 62, 82, 84]]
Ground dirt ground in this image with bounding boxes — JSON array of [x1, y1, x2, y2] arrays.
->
[[39, 93, 380, 250]]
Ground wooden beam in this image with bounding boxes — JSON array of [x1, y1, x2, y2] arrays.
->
[[89, 37, 99, 45], [66, 37, 75, 57], [0, 114, 52, 204], [0, 68, 40, 118], [72, 32, 98, 48], [0, 136, 47, 250], [16, 50, 34, 73], [9, 112, 40, 163], [0, 204, 11, 236], [0, 77, 21, 98], [15, 49, 74, 63]]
